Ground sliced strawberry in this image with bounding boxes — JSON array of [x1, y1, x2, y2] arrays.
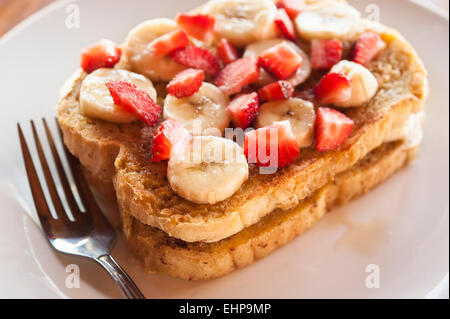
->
[[167, 69, 204, 98], [258, 81, 294, 102], [227, 93, 260, 129], [259, 42, 302, 80], [176, 13, 215, 43], [152, 119, 191, 162], [352, 32, 386, 65], [147, 29, 189, 56], [311, 39, 343, 69], [214, 56, 260, 95], [276, 0, 306, 19], [244, 121, 300, 168], [275, 9, 296, 41], [314, 72, 352, 105], [217, 38, 239, 65], [171, 45, 220, 76], [315, 107, 354, 152], [105, 80, 161, 126], [80, 39, 121, 73]]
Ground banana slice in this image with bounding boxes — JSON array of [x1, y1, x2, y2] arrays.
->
[[167, 135, 249, 204], [244, 39, 311, 87], [295, 1, 361, 40], [124, 18, 187, 82], [330, 60, 378, 107], [163, 82, 230, 136], [202, 0, 278, 47], [255, 98, 316, 147], [80, 68, 157, 123]]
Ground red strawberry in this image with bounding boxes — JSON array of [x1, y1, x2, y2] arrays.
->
[[227, 93, 260, 129], [214, 56, 260, 95], [80, 39, 121, 73], [176, 13, 215, 43], [258, 81, 294, 101], [275, 9, 296, 41], [147, 29, 189, 56], [244, 121, 300, 168], [315, 107, 354, 152], [217, 38, 239, 65], [259, 42, 303, 80], [352, 32, 386, 65], [311, 39, 343, 69], [152, 119, 191, 162], [314, 72, 352, 105], [171, 45, 220, 76], [276, 0, 306, 19], [167, 69, 204, 98], [105, 80, 161, 126]]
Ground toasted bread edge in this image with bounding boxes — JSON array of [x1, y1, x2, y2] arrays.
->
[[120, 141, 418, 280]]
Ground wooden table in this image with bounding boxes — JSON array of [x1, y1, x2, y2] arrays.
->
[[0, 0, 54, 37], [0, 0, 448, 38]]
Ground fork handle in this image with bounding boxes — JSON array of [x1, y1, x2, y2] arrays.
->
[[96, 255, 146, 299]]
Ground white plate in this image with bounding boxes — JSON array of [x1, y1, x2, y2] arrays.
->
[[0, 0, 448, 299]]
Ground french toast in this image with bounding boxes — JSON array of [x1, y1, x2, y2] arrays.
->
[[58, 17, 427, 243], [121, 140, 419, 280], [56, 0, 428, 278]]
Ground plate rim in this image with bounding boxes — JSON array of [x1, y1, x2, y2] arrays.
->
[[0, 0, 448, 48], [0, 0, 448, 299]]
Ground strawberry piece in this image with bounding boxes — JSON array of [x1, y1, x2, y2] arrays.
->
[[311, 39, 343, 69], [147, 29, 189, 56], [152, 119, 191, 162], [314, 72, 352, 105], [167, 69, 204, 98], [244, 121, 300, 168], [80, 39, 121, 73], [214, 56, 260, 95], [105, 80, 161, 126], [171, 45, 220, 76], [315, 107, 354, 152], [258, 42, 302, 80], [275, 9, 296, 41], [217, 38, 239, 65], [176, 13, 215, 43], [276, 0, 306, 19], [258, 81, 294, 101], [352, 32, 386, 65], [227, 93, 260, 129]]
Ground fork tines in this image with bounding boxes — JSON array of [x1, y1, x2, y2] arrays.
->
[[18, 119, 92, 228]]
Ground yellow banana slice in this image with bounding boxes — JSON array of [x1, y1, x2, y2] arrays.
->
[[202, 0, 278, 47], [167, 135, 249, 204], [255, 98, 316, 147], [124, 18, 187, 82], [163, 82, 230, 136], [330, 60, 379, 107], [295, 1, 361, 40], [80, 68, 157, 123]]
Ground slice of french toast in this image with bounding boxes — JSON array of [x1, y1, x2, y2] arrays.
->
[[57, 1, 428, 243], [120, 140, 419, 280]]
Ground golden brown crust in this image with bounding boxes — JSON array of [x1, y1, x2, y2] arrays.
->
[[113, 22, 427, 242], [121, 141, 418, 280], [57, 5, 428, 243], [57, 66, 157, 183]]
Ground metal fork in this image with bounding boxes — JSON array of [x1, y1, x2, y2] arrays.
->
[[18, 119, 145, 299]]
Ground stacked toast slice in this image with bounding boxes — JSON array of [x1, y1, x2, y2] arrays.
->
[[57, 0, 428, 279]]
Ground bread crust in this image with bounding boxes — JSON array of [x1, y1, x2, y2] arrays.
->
[[120, 141, 418, 280], [112, 21, 427, 242], [57, 5, 428, 243]]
